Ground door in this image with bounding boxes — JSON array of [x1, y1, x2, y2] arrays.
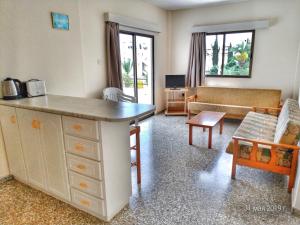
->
[[0, 106, 27, 182], [39, 112, 70, 200], [119, 32, 154, 105], [17, 108, 47, 189], [17, 108, 70, 200]]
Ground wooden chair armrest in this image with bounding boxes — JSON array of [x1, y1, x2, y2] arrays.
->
[[232, 136, 300, 151], [280, 100, 284, 108], [187, 95, 197, 102], [252, 106, 281, 116]]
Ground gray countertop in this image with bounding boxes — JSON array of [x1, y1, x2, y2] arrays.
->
[[0, 95, 156, 122]]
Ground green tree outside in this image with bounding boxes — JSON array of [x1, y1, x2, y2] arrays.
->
[[122, 58, 133, 88]]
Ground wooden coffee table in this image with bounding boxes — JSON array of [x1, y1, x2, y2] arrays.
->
[[186, 111, 226, 149]]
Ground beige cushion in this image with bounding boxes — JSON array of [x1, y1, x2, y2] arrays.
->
[[189, 102, 252, 117], [196, 86, 281, 108], [227, 111, 278, 149]]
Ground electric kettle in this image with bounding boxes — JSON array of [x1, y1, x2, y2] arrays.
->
[[2, 78, 23, 100]]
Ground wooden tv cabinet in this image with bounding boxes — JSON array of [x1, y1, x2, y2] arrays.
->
[[165, 88, 188, 116]]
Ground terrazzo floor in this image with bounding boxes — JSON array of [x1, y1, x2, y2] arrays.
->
[[1, 114, 300, 225]]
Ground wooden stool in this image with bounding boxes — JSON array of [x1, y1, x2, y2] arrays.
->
[[130, 126, 141, 185]]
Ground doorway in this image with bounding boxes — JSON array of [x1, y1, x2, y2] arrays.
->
[[119, 31, 154, 105]]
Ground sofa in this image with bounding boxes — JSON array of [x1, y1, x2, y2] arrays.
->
[[227, 98, 300, 192], [188, 87, 282, 119]]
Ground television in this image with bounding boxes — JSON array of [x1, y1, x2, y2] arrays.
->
[[165, 75, 186, 89]]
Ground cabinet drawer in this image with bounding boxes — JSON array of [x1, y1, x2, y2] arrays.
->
[[69, 171, 104, 199], [65, 135, 101, 161], [67, 154, 102, 180], [71, 188, 105, 217], [63, 116, 99, 140]]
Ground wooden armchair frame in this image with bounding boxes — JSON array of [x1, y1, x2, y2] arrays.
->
[[231, 136, 299, 193], [187, 94, 197, 102], [252, 106, 282, 116], [187, 95, 197, 119]]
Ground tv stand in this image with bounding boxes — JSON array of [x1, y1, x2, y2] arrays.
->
[[165, 88, 188, 116]]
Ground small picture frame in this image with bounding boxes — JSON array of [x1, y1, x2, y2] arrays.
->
[[51, 12, 69, 30]]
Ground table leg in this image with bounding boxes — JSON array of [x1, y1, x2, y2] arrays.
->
[[189, 125, 193, 145], [208, 127, 212, 149], [220, 118, 224, 134]]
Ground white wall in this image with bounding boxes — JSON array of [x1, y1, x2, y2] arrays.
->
[[170, 0, 300, 99], [0, 0, 169, 112], [294, 42, 300, 100], [1, 0, 300, 106], [0, 0, 86, 97]]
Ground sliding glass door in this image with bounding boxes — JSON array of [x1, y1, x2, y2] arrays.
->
[[119, 32, 154, 104]]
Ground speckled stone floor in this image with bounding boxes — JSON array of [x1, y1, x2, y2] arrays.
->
[[1, 114, 300, 225]]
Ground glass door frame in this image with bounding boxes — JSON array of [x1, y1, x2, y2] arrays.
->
[[119, 30, 155, 105]]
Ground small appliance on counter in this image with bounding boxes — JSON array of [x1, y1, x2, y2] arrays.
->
[[2, 77, 27, 100], [26, 79, 46, 97]]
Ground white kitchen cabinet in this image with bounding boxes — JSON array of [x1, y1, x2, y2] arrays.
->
[[0, 94, 153, 222], [0, 124, 10, 179], [16, 109, 70, 200], [0, 105, 27, 182], [17, 109, 47, 189], [39, 112, 70, 200]]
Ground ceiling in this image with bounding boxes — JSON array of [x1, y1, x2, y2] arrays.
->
[[143, 0, 250, 10]]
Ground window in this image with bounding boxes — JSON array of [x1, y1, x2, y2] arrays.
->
[[119, 31, 154, 104], [205, 30, 255, 77]]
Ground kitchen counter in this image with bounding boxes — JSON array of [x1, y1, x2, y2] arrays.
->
[[0, 94, 155, 221], [0, 94, 155, 122]]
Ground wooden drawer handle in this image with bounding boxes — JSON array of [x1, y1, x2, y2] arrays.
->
[[75, 143, 85, 152], [80, 199, 90, 207], [32, 119, 41, 129], [79, 182, 88, 189], [73, 124, 82, 132], [10, 115, 16, 124], [76, 164, 86, 170]]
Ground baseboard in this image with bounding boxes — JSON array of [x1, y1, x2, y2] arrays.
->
[[0, 175, 13, 184]]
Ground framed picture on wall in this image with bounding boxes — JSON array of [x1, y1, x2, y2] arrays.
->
[[51, 12, 69, 30]]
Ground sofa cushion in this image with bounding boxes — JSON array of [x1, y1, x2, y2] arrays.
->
[[196, 86, 281, 108], [226, 111, 293, 167], [274, 99, 300, 145], [189, 102, 252, 117]]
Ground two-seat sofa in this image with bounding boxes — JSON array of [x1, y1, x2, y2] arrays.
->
[[227, 99, 300, 192], [188, 86, 282, 119]]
